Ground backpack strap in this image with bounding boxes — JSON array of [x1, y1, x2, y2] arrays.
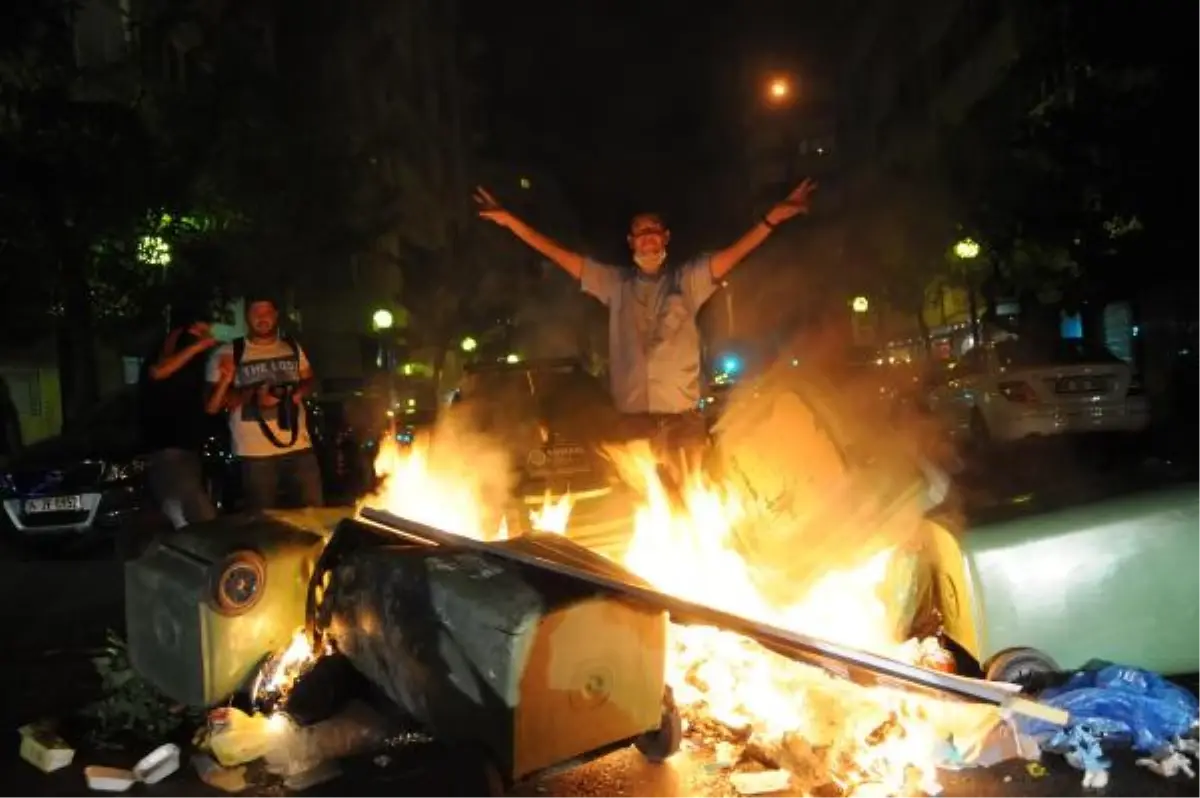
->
[[232, 337, 246, 371]]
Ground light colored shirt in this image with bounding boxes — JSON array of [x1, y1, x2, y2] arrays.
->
[[581, 256, 718, 414], [207, 338, 313, 458]]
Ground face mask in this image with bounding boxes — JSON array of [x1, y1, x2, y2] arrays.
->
[[633, 250, 667, 272]]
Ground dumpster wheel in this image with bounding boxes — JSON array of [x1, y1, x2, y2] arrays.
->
[[985, 647, 1058, 686], [634, 687, 683, 763]]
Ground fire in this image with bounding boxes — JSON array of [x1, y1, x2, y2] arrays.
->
[[362, 424, 513, 540], [349, 430, 997, 794], [529, 490, 573, 534], [251, 627, 326, 710]]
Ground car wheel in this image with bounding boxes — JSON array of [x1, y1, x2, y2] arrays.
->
[[985, 647, 1059, 686]]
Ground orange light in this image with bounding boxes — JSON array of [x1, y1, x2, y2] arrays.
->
[[767, 77, 790, 103]]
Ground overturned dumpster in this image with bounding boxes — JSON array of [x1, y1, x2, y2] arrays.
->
[[309, 516, 681, 787]]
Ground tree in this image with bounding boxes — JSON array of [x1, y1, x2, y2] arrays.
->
[[945, 0, 1175, 321], [0, 0, 211, 424], [847, 169, 959, 348], [307, 0, 523, 386]]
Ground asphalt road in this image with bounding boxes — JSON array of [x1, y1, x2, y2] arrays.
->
[[0, 430, 1196, 797]]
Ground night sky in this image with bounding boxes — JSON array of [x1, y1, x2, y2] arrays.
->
[[468, 1, 836, 257]]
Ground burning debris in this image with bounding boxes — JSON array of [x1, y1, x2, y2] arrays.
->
[[337, 432, 1037, 796], [250, 628, 329, 713]]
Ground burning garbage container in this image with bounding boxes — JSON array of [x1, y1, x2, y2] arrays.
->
[[310, 518, 677, 787], [125, 509, 339, 707]]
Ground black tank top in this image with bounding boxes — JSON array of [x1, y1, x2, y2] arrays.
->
[[138, 332, 215, 452]]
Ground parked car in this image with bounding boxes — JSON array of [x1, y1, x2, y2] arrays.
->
[[0, 389, 374, 555], [924, 338, 1150, 443], [443, 358, 634, 555], [0, 392, 186, 553]]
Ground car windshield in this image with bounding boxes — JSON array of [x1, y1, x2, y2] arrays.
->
[[994, 339, 1124, 369]]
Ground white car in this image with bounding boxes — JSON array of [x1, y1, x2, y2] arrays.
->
[[925, 339, 1151, 443]]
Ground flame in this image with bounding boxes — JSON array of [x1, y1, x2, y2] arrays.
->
[[250, 627, 325, 710], [361, 425, 513, 540], [529, 490, 573, 535], [342, 427, 996, 795]]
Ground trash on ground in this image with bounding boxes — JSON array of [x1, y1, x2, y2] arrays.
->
[[191, 753, 248, 794], [83, 765, 136, 792], [1020, 664, 1199, 754], [18, 721, 76, 773], [263, 699, 392, 778], [1019, 664, 1200, 788], [713, 741, 740, 768], [283, 759, 343, 791], [935, 714, 1040, 770], [132, 742, 181, 784], [730, 769, 792, 795], [1137, 750, 1197, 779], [82, 631, 198, 747], [206, 707, 292, 767]]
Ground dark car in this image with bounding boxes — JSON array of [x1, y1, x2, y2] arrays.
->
[[445, 358, 635, 553], [0, 389, 374, 556], [0, 392, 184, 553]]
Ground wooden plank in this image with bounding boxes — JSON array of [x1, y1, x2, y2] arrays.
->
[[355, 508, 1068, 726]]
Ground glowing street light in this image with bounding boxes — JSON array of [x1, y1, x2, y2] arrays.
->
[[954, 238, 981, 260], [372, 308, 394, 331], [460, 336, 478, 352], [766, 76, 791, 105], [851, 296, 870, 313], [505, 353, 521, 364]]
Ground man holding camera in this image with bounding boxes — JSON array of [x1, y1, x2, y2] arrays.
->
[[205, 295, 323, 511]]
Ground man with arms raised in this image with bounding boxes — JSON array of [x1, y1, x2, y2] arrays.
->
[[475, 179, 816, 471]]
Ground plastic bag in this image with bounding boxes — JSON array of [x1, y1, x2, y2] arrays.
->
[[206, 708, 293, 767], [1020, 664, 1199, 753]]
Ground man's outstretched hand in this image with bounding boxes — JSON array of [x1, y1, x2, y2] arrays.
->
[[765, 178, 818, 226], [474, 186, 516, 228]]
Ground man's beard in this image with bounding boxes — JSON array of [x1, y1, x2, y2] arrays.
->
[[633, 250, 667, 272]]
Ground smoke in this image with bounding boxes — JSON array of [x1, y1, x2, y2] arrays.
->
[[706, 355, 943, 636], [363, 408, 517, 539]]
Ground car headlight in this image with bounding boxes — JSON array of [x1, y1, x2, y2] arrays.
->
[[102, 458, 147, 483], [210, 551, 267, 616]]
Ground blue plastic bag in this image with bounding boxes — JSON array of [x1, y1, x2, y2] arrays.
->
[[1020, 665, 1199, 754]]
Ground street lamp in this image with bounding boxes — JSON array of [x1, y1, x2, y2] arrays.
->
[[953, 238, 982, 347], [851, 296, 870, 314], [954, 238, 980, 260], [372, 308, 394, 331], [460, 336, 478, 353], [766, 76, 791, 105], [505, 353, 520, 364]]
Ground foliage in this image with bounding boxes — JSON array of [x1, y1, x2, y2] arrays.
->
[[79, 630, 202, 748], [0, 1, 217, 338], [850, 170, 959, 321], [946, 0, 1171, 298]]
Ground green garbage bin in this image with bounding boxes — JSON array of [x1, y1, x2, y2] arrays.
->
[[125, 509, 341, 707]]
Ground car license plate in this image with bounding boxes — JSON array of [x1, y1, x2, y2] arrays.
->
[[24, 495, 83, 514], [1056, 377, 1105, 394]]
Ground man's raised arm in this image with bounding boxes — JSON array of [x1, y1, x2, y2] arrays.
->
[[710, 178, 818, 281], [474, 187, 585, 279]]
